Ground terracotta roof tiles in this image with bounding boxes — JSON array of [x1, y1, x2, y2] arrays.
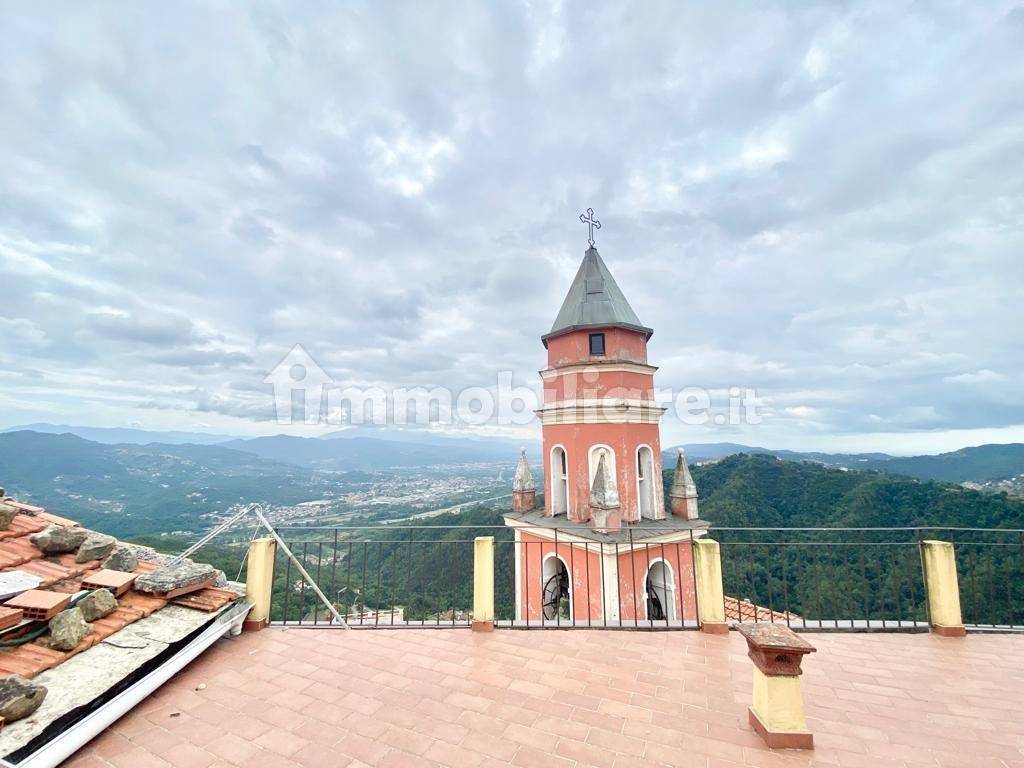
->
[[724, 595, 800, 623], [0, 516, 48, 541], [171, 587, 239, 613], [0, 494, 239, 684]]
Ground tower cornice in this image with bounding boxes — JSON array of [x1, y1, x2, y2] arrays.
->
[[539, 361, 658, 379]]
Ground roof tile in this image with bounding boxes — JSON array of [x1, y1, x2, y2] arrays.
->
[[171, 587, 238, 613], [35, 511, 78, 527], [0, 515, 48, 541], [19, 559, 78, 587], [0, 605, 24, 630], [1, 499, 46, 515], [118, 592, 169, 617]]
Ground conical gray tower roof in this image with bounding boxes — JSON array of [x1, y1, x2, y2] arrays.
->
[[542, 247, 653, 347]]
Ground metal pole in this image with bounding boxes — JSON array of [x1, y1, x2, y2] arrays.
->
[[250, 505, 349, 627]]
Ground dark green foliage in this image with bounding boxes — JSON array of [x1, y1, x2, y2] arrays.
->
[[264, 506, 515, 624], [667, 454, 1024, 627], [856, 443, 1024, 483], [685, 453, 1024, 529]]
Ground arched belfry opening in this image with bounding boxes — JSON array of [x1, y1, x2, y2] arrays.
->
[[645, 560, 675, 621], [541, 555, 571, 621]]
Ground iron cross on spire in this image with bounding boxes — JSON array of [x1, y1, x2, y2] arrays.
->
[[579, 207, 601, 247]]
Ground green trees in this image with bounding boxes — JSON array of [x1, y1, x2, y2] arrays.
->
[[679, 454, 1024, 626]]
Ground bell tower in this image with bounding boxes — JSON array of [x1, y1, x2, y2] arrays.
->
[[537, 243, 666, 532], [504, 211, 708, 626]]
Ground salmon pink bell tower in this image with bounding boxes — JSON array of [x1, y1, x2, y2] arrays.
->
[[504, 211, 708, 626]]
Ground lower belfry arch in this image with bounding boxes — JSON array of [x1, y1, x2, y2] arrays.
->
[[644, 558, 676, 621], [541, 553, 572, 621]]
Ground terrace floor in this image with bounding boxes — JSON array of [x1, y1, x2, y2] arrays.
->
[[70, 627, 1024, 768]]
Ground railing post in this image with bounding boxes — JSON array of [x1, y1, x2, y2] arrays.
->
[[473, 536, 495, 632], [921, 540, 966, 636], [693, 538, 728, 634], [243, 537, 276, 632]]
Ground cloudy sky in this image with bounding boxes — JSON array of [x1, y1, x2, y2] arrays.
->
[[2, 1, 1023, 454]]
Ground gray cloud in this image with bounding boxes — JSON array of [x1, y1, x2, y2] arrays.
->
[[1, 1, 1022, 452]]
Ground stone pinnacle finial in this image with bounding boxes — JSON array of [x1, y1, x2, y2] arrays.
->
[[669, 447, 699, 520], [512, 448, 535, 492], [589, 454, 619, 509], [670, 448, 697, 498]]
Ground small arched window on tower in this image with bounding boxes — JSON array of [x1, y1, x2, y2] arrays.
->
[[637, 445, 656, 519], [550, 446, 569, 516]]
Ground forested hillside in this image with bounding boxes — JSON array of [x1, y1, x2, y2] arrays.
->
[[857, 443, 1024, 483], [685, 455, 1024, 626], [689, 453, 1024, 529]]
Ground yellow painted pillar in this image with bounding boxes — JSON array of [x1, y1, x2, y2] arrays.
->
[[473, 536, 495, 632], [921, 540, 966, 637], [693, 538, 727, 634], [738, 624, 816, 749], [752, 668, 810, 728], [243, 538, 276, 632]]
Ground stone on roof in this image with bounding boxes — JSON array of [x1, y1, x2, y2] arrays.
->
[[512, 449, 535, 492], [0, 676, 46, 723], [543, 246, 653, 345], [134, 560, 218, 597], [76, 532, 115, 563], [29, 526, 88, 555], [104, 545, 139, 573], [77, 589, 117, 622], [48, 607, 92, 652]]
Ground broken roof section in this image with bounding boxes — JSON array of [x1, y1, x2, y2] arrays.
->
[[542, 246, 653, 346], [0, 491, 246, 762]]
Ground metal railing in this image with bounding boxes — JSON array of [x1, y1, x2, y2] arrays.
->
[[264, 524, 1024, 633], [715, 528, 930, 631], [493, 532, 700, 629], [948, 528, 1024, 630]]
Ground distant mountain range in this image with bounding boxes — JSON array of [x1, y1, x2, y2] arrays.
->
[[1, 423, 531, 456], [664, 442, 1024, 485], [0, 423, 237, 445], [664, 442, 893, 465], [221, 434, 524, 470], [4, 423, 1024, 487]]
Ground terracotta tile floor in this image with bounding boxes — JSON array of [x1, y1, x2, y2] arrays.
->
[[70, 628, 1024, 768]]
